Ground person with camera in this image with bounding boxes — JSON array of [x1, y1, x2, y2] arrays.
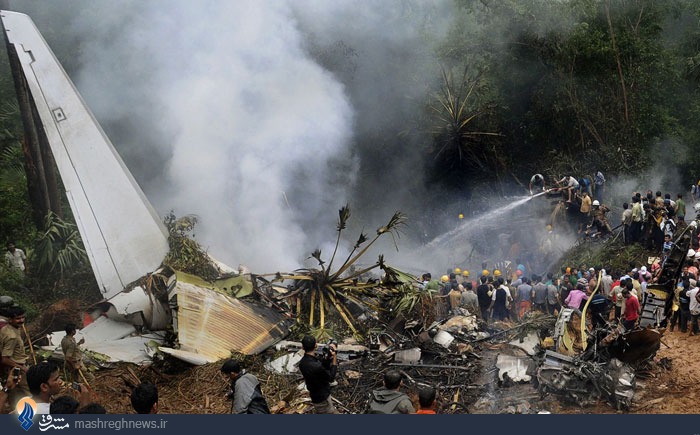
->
[[367, 370, 415, 414], [220, 359, 270, 414], [298, 335, 338, 414]]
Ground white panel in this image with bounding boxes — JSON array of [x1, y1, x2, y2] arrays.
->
[[1, 11, 169, 298]]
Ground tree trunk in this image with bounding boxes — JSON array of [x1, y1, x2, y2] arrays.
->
[[2, 9, 63, 227], [605, 0, 630, 124]]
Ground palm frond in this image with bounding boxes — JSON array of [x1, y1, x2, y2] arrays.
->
[[326, 205, 350, 274]]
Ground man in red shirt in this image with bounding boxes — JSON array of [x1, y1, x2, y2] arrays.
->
[[622, 289, 640, 331]]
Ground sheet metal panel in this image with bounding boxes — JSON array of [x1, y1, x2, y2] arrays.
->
[[47, 317, 163, 364], [172, 282, 292, 360], [1, 11, 168, 298]]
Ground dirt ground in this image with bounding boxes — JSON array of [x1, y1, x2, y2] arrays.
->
[[607, 329, 699, 414], [59, 327, 694, 415], [548, 328, 697, 415], [16, 298, 700, 414]]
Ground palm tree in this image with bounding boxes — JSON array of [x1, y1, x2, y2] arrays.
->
[[272, 206, 408, 338]]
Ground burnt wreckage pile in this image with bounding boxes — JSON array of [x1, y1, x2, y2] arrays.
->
[[533, 227, 698, 410]]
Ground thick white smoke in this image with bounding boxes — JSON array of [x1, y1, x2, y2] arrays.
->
[[10, 0, 458, 273], [15, 1, 364, 271]]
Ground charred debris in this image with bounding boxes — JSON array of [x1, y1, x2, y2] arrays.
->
[[68, 206, 670, 414]]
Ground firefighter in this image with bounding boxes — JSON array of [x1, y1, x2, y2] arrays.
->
[[440, 275, 450, 295], [591, 200, 612, 234]]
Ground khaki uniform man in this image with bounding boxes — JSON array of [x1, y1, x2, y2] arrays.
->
[[60, 323, 94, 385], [0, 306, 30, 408]]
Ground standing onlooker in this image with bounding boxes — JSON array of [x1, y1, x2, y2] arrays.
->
[[676, 193, 686, 223], [589, 292, 612, 329], [546, 276, 561, 315], [622, 290, 640, 331], [488, 278, 512, 321], [564, 279, 589, 311], [460, 282, 479, 315], [579, 192, 592, 233], [594, 170, 606, 201], [611, 279, 625, 321], [687, 281, 700, 336], [0, 305, 30, 408], [0, 365, 17, 412], [476, 276, 491, 321], [678, 279, 692, 333], [4, 243, 27, 276], [298, 335, 338, 414], [220, 360, 270, 414], [600, 269, 613, 298], [131, 382, 158, 414], [621, 203, 632, 245], [669, 283, 683, 332], [630, 197, 643, 244], [61, 323, 94, 385], [516, 278, 533, 319], [532, 276, 547, 313], [448, 285, 463, 316]]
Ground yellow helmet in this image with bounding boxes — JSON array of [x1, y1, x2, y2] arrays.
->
[[482, 269, 490, 276], [458, 213, 464, 219], [454, 267, 461, 274], [462, 270, 470, 277], [440, 275, 449, 283], [494, 269, 502, 277]]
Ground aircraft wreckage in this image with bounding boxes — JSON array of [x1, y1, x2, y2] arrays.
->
[[0, 10, 412, 367], [0, 10, 303, 365], [0, 11, 681, 412]]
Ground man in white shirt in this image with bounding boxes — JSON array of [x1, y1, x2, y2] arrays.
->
[[5, 243, 27, 276], [557, 176, 579, 203]]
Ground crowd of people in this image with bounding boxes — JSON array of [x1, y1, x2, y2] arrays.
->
[[424, 255, 700, 336], [0, 298, 107, 415], [620, 191, 687, 252]]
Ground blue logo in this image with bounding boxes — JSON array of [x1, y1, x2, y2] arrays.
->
[[16, 397, 37, 431]]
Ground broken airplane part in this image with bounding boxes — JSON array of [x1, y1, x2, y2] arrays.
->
[[1, 10, 168, 299], [1, 10, 292, 364]]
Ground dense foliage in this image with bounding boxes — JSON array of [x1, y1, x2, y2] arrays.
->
[[430, 0, 700, 189]]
